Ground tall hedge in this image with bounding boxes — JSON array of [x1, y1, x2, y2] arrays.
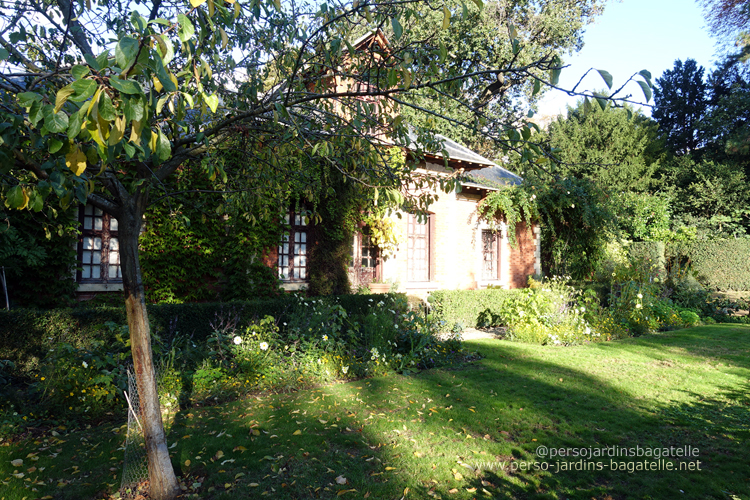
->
[[666, 239, 750, 291]]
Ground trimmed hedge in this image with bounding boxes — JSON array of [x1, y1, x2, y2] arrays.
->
[[666, 240, 750, 291], [0, 293, 406, 374], [622, 239, 750, 291], [429, 289, 522, 330]]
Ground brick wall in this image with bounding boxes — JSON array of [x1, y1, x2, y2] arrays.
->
[[508, 221, 538, 288]]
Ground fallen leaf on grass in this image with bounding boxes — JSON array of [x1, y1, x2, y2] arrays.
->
[[466, 487, 477, 492], [293, 430, 302, 435], [448, 488, 459, 494], [11, 459, 23, 467], [335, 475, 347, 485], [337, 489, 357, 495], [454, 472, 463, 481]]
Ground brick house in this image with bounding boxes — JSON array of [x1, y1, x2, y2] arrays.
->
[[71, 30, 540, 299], [270, 133, 541, 295]]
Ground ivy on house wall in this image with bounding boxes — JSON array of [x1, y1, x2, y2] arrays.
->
[[476, 185, 538, 246], [0, 207, 79, 308], [139, 162, 285, 303]]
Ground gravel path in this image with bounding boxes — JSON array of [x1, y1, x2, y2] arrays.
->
[[460, 327, 507, 340]]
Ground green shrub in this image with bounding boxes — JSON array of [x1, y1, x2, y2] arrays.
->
[[0, 294, 409, 376], [503, 278, 600, 345], [428, 289, 522, 330]]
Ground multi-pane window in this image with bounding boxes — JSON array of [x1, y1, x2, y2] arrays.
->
[[360, 234, 377, 268], [278, 212, 308, 281], [407, 214, 430, 282], [78, 205, 121, 282], [482, 230, 499, 280]]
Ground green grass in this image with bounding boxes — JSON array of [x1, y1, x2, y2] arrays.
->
[[2, 324, 749, 500]]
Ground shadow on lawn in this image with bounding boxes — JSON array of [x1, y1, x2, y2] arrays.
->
[[151, 331, 750, 500], [14, 327, 748, 500]]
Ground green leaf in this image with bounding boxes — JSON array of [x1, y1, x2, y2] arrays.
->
[[391, 17, 403, 40], [155, 34, 175, 66], [95, 51, 110, 70], [69, 80, 98, 102], [109, 77, 143, 95], [84, 53, 100, 71], [55, 86, 75, 113], [98, 93, 117, 121], [71, 64, 90, 80], [28, 100, 43, 126], [521, 126, 531, 141], [595, 95, 607, 111], [155, 129, 171, 160], [550, 67, 561, 86], [154, 57, 177, 92], [68, 108, 84, 139], [439, 41, 447, 63], [639, 69, 652, 85], [532, 78, 541, 97], [205, 94, 219, 113], [596, 69, 613, 89], [6, 185, 28, 209], [0, 47, 8, 61], [177, 14, 195, 42], [17, 92, 41, 108], [123, 96, 145, 122], [637, 80, 652, 102], [116, 36, 140, 72], [44, 112, 69, 133], [28, 188, 43, 212], [49, 138, 64, 153]]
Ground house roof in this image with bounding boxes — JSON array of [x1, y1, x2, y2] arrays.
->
[[466, 165, 523, 188], [406, 130, 522, 188]]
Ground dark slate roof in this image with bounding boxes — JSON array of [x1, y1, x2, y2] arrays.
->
[[406, 130, 522, 188], [466, 165, 523, 187]]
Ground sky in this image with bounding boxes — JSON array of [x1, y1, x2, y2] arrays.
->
[[536, 0, 720, 119]]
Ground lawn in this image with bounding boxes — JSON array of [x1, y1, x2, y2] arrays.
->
[[2, 324, 749, 500]]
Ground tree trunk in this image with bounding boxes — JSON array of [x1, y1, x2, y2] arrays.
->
[[119, 199, 180, 500]]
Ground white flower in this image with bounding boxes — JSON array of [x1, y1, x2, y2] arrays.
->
[[260, 342, 269, 351], [567, 191, 570, 194], [233, 336, 242, 345], [637, 293, 643, 299], [635, 304, 642, 309], [377, 301, 385, 307], [369, 299, 373, 302], [322, 335, 328, 341], [82, 361, 89, 368], [318, 358, 322, 364], [519, 310, 525, 317], [571, 204, 575, 208], [585, 327, 591, 335], [342, 366, 349, 374]]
